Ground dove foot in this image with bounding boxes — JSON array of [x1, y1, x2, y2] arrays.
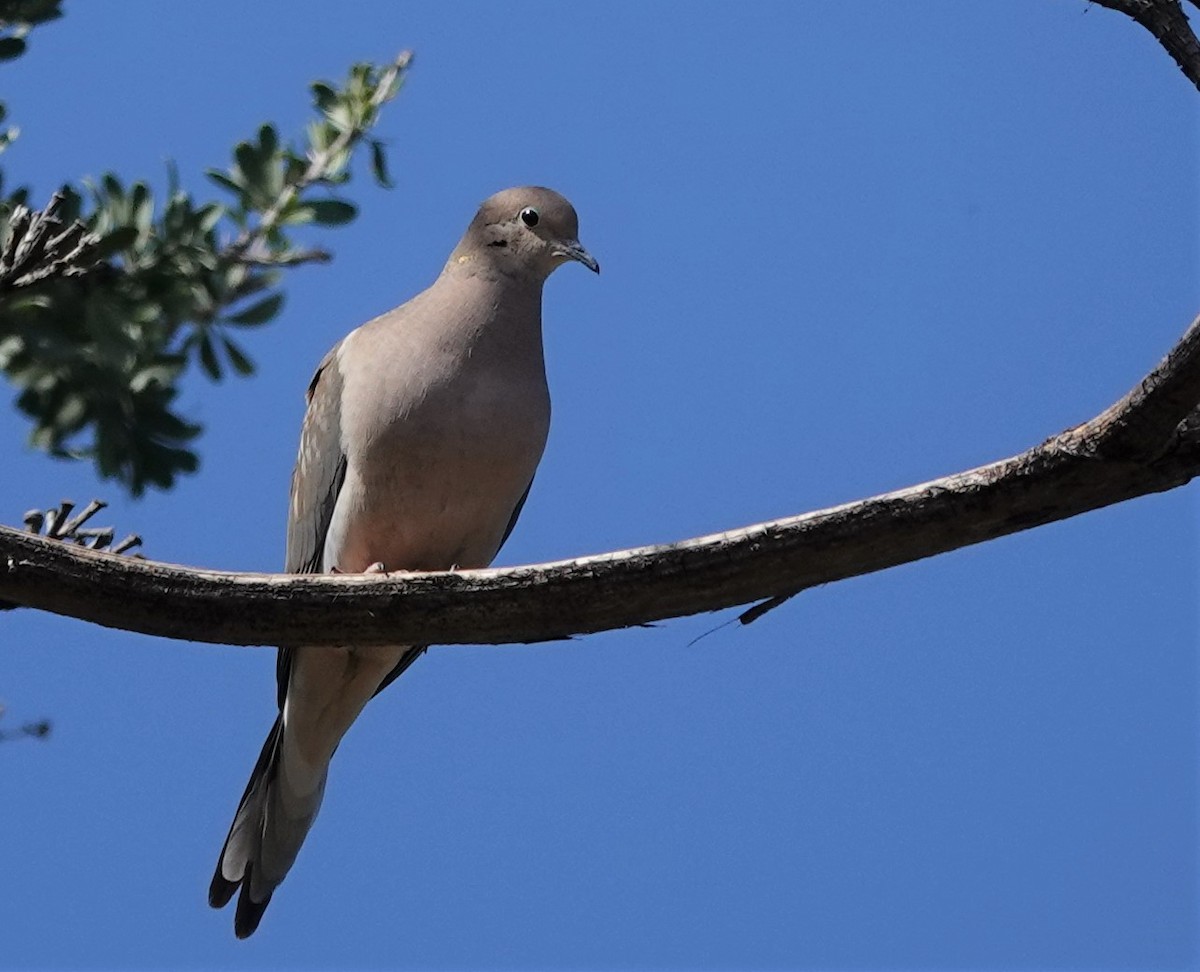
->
[[328, 562, 387, 575]]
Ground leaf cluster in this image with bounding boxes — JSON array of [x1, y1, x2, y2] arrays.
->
[[0, 21, 408, 495], [0, 0, 62, 154]]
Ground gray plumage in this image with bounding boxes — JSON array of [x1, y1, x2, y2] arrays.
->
[[209, 187, 598, 938]]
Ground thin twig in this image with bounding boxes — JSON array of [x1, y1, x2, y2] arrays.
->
[[0, 191, 104, 292], [738, 594, 795, 626], [222, 50, 412, 265], [55, 499, 105, 539], [1, 499, 144, 609], [111, 534, 143, 555], [235, 246, 332, 268]]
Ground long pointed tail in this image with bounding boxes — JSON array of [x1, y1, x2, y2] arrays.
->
[[208, 716, 327, 938], [210, 644, 425, 937]]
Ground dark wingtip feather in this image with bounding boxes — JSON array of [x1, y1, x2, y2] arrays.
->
[[234, 873, 272, 939], [209, 869, 238, 909], [209, 715, 283, 924]]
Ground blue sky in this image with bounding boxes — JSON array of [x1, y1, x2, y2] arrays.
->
[[2, 2, 1199, 968]]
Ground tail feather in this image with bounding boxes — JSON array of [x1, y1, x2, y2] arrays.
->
[[209, 715, 327, 938], [212, 644, 420, 937], [209, 717, 280, 910], [234, 867, 273, 939]]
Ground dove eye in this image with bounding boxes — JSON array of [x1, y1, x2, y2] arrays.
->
[[519, 207, 540, 227]]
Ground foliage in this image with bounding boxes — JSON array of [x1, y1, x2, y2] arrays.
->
[[0, 3, 408, 494], [0, 0, 61, 155]]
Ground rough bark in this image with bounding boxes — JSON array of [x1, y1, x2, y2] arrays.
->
[[1089, 0, 1200, 90], [3, 315, 1200, 648]]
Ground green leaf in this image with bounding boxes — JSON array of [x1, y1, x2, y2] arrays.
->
[[101, 172, 124, 202], [284, 152, 307, 183], [369, 139, 394, 189], [311, 81, 338, 114], [53, 392, 87, 431], [206, 169, 245, 195], [197, 203, 223, 233], [10, 1, 64, 29], [2, 293, 51, 314], [225, 291, 283, 326], [324, 105, 354, 131], [168, 447, 200, 472], [258, 123, 278, 158], [197, 330, 221, 380], [142, 405, 202, 440], [0, 37, 27, 61], [91, 226, 138, 259], [304, 198, 357, 226], [221, 335, 256, 375], [131, 362, 183, 392], [130, 181, 153, 233], [56, 184, 82, 222], [234, 141, 265, 193], [281, 203, 315, 226]]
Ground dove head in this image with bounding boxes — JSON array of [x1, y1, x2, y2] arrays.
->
[[449, 186, 599, 281]]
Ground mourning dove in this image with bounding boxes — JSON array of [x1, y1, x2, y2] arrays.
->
[[208, 187, 598, 938]]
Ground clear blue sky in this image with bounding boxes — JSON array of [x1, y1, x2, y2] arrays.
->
[[2, 2, 1198, 968]]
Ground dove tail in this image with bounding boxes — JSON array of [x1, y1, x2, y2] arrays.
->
[[208, 715, 328, 938]]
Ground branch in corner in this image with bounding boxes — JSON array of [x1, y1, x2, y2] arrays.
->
[[1089, 0, 1200, 91]]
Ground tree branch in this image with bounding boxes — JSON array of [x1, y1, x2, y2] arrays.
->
[[233, 245, 332, 268], [1089, 0, 1200, 90], [0, 497, 141, 610], [1064, 313, 1200, 458], [221, 49, 412, 265], [2, 309, 1199, 648]]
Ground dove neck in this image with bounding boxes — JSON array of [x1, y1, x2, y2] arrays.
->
[[434, 263, 546, 358]]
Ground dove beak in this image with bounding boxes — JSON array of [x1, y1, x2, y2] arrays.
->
[[555, 239, 600, 274]]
